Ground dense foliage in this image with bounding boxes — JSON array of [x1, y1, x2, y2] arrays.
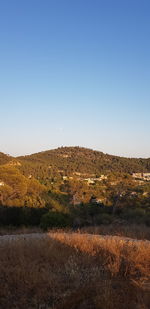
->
[[19, 146, 150, 175], [0, 147, 150, 228], [0, 165, 46, 207]]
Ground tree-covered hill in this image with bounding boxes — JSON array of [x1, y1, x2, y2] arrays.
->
[[18, 146, 150, 176], [0, 147, 150, 227]]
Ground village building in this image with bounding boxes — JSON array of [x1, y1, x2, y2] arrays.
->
[[132, 173, 150, 181], [63, 176, 68, 180], [89, 196, 104, 205], [84, 178, 95, 184], [8, 161, 21, 166], [71, 194, 82, 206]]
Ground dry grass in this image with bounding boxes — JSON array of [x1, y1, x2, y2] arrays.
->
[[1, 223, 149, 240], [81, 223, 150, 240], [0, 232, 150, 309], [0, 226, 42, 236]]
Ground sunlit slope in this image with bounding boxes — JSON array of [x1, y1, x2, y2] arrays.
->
[[18, 146, 150, 175]]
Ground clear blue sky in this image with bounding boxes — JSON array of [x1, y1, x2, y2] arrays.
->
[[0, 0, 150, 158]]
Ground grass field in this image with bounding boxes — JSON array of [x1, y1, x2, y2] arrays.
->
[[0, 231, 150, 309], [81, 223, 150, 240], [0, 223, 150, 240]]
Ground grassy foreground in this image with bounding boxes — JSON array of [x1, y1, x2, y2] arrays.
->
[[81, 223, 150, 240], [0, 232, 150, 309], [0, 223, 150, 240]]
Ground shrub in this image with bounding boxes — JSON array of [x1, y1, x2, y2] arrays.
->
[[121, 208, 146, 223], [95, 213, 113, 225], [40, 211, 71, 230], [144, 212, 150, 226], [0, 206, 48, 227]]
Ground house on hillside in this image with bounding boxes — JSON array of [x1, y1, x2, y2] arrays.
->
[[63, 176, 68, 180], [132, 173, 142, 179], [89, 196, 104, 206], [59, 154, 70, 158], [9, 161, 21, 166], [73, 172, 82, 176], [98, 175, 108, 180], [84, 175, 108, 184], [132, 173, 150, 181], [84, 178, 95, 184], [143, 173, 150, 180], [71, 194, 82, 206]]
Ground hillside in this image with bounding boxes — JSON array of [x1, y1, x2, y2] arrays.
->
[[0, 147, 150, 228], [18, 146, 150, 176], [0, 163, 46, 207], [0, 152, 14, 165]]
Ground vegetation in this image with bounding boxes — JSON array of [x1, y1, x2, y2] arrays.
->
[[19, 146, 150, 174], [0, 232, 150, 308], [0, 147, 150, 228], [0, 164, 46, 207], [81, 224, 150, 240]]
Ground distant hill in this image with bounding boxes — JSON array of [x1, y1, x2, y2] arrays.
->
[[1, 147, 150, 222], [18, 146, 150, 175]]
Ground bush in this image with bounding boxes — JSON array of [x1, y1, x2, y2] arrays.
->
[[40, 211, 71, 230], [144, 212, 150, 226], [121, 208, 146, 223], [95, 213, 113, 225], [0, 206, 22, 226], [0, 206, 48, 227]]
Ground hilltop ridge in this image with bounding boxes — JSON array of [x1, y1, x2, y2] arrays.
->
[[18, 146, 150, 174]]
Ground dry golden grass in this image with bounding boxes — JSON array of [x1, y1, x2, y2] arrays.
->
[[81, 223, 150, 240], [0, 232, 150, 309], [1, 223, 149, 240]]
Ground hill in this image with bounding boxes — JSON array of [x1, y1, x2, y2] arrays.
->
[[18, 146, 150, 176], [0, 147, 150, 228]]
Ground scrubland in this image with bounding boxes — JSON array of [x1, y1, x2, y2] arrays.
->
[[0, 231, 150, 309]]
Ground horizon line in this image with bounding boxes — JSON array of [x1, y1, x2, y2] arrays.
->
[[1, 145, 150, 160]]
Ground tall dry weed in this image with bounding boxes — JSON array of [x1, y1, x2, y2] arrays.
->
[[0, 232, 150, 309]]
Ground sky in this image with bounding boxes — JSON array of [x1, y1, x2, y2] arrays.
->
[[0, 0, 150, 158]]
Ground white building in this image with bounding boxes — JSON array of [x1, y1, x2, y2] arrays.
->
[[132, 173, 150, 181]]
